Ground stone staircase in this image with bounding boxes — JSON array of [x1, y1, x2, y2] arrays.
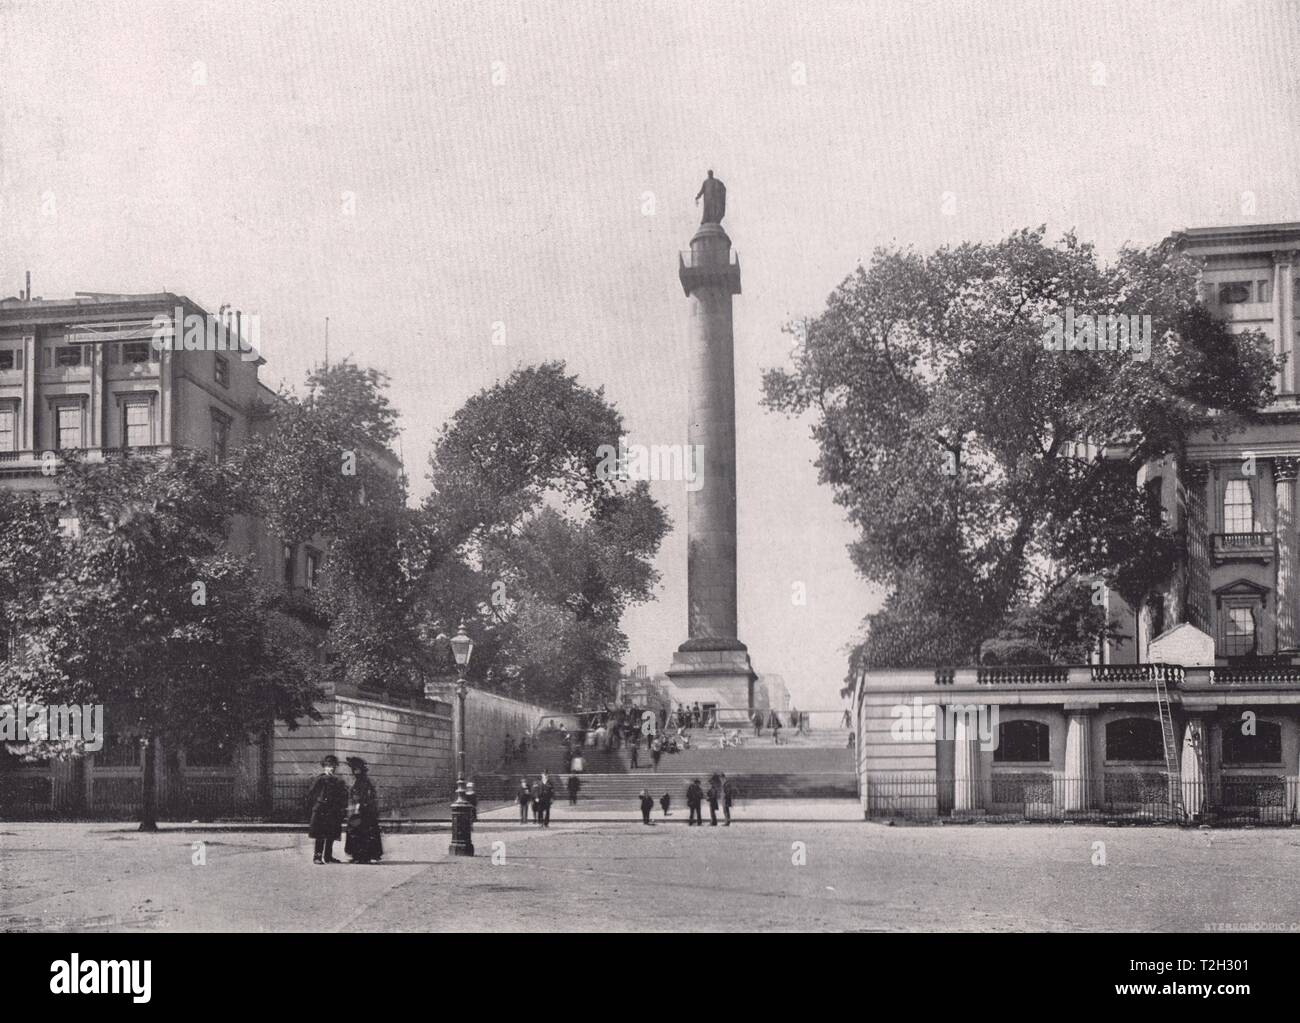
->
[[478, 730, 857, 801]]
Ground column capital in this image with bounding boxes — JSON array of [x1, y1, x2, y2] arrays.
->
[[1274, 456, 1300, 483], [1272, 249, 1298, 267]]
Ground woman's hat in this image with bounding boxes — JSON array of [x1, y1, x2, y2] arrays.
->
[[321, 755, 339, 767], [345, 756, 367, 772]]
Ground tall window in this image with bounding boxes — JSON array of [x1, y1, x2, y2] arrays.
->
[[305, 548, 321, 590], [211, 411, 231, 462], [0, 407, 15, 452], [123, 401, 151, 447], [214, 355, 230, 388], [1223, 720, 1282, 765], [282, 544, 296, 588], [1223, 606, 1257, 657], [0, 349, 21, 371], [55, 405, 81, 450], [1223, 479, 1254, 533]]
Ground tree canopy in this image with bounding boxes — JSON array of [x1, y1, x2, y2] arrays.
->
[[763, 228, 1276, 674]]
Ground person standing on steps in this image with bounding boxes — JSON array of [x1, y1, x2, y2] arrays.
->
[[660, 791, 672, 817], [721, 773, 735, 825], [517, 777, 532, 823], [306, 755, 348, 864], [567, 773, 580, 805], [706, 778, 720, 826], [629, 737, 640, 769], [650, 737, 662, 772], [639, 789, 654, 825], [686, 778, 704, 826]]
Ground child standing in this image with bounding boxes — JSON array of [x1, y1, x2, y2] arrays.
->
[[306, 755, 349, 864]]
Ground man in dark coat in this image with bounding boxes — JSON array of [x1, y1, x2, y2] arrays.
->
[[517, 778, 532, 823], [721, 773, 735, 826], [706, 779, 720, 826], [535, 772, 554, 827], [639, 789, 654, 825], [567, 773, 580, 805], [344, 756, 383, 864], [306, 755, 349, 864], [465, 781, 479, 822], [629, 737, 640, 769], [685, 778, 704, 826], [659, 791, 671, 817]]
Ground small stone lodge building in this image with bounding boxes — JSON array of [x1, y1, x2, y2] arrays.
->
[[854, 221, 1300, 823]]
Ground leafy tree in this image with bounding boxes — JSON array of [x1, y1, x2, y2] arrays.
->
[[765, 228, 1275, 672], [1, 451, 318, 829], [422, 362, 669, 707], [241, 360, 422, 695]]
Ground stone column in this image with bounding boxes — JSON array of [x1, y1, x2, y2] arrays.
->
[[1063, 710, 1093, 811], [1274, 457, 1298, 652], [952, 709, 983, 812], [1274, 251, 1296, 394], [1181, 716, 1207, 819]]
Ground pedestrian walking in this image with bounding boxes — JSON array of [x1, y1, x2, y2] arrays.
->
[[753, 710, 763, 737], [305, 755, 348, 864], [660, 792, 672, 817], [629, 739, 640, 769], [650, 738, 662, 772], [706, 779, 720, 826], [721, 773, 734, 825], [686, 778, 704, 826], [639, 789, 654, 825], [517, 778, 532, 823], [343, 757, 383, 864], [567, 773, 580, 805]]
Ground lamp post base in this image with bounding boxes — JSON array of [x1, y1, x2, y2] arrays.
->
[[448, 797, 475, 857]]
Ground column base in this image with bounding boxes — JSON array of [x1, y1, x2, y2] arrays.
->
[[666, 644, 756, 727]]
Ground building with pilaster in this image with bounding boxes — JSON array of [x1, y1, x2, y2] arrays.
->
[[854, 222, 1300, 823]]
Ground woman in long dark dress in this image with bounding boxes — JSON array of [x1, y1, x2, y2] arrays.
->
[[344, 757, 383, 864], [306, 755, 349, 864]]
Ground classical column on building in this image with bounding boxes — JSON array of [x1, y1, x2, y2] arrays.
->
[[952, 709, 983, 813], [1181, 462, 1213, 632], [1273, 457, 1299, 652], [1063, 708, 1093, 811], [1274, 250, 1296, 394], [1180, 716, 1207, 819]]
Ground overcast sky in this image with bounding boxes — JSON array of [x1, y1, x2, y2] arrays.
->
[[2, 0, 1297, 708]]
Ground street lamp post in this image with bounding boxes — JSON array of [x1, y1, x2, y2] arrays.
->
[[443, 621, 475, 856]]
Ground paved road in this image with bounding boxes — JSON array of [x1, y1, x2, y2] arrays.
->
[[2, 814, 1298, 931]]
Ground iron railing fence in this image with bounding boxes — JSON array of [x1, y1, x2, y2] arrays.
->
[[863, 772, 1300, 825]]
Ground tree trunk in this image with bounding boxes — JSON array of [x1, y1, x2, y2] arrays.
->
[[139, 735, 158, 832]]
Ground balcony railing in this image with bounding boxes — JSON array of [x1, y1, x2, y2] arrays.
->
[[1210, 665, 1300, 686], [0, 446, 172, 467], [931, 662, 1300, 689], [1212, 531, 1275, 563]]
